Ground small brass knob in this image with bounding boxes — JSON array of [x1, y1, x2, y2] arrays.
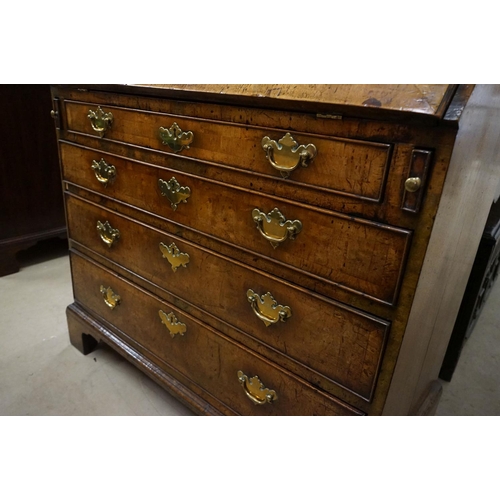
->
[[405, 177, 422, 193], [50, 110, 58, 119]]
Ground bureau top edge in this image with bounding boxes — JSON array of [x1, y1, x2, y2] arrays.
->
[[51, 84, 471, 126]]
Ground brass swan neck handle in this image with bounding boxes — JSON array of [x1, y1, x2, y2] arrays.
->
[[159, 122, 194, 153], [252, 207, 302, 248], [261, 133, 317, 178], [247, 289, 292, 327], [237, 371, 277, 405], [88, 106, 113, 137]]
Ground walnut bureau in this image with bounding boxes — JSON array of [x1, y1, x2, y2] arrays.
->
[[50, 84, 500, 416]]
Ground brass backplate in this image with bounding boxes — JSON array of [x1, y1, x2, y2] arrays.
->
[[247, 289, 292, 327], [261, 132, 317, 178], [97, 220, 120, 248], [158, 177, 191, 211], [159, 122, 194, 153], [100, 285, 121, 309], [91, 158, 116, 186], [237, 370, 277, 405], [252, 207, 302, 248], [159, 310, 187, 337], [159, 242, 190, 272], [87, 106, 113, 137]]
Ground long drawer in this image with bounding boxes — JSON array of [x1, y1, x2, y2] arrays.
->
[[61, 143, 412, 305], [70, 251, 363, 416], [64, 99, 392, 201], [66, 193, 390, 401]]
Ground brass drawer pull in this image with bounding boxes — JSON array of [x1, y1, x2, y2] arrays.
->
[[97, 220, 120, 248], [252, 207, 302, 248], [159, 122, 194, 153], [100, 285, 121, 309], [91, 158, 116, 187], [87, 106, 113, 137], [159, 242, 190, 272], [158, 177, 191, 211], [247, 289, 292, 327], [404, 177, 422, 193], [159, 310, 186, 337], [261, 132, 317, 178], [237, 370, 277, 405]]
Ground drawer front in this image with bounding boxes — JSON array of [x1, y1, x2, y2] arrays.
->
[[66, 194, 390, 401], [64, 99, 392, 200], [61, 144, 411, 305], [70, 252, 363, 416]]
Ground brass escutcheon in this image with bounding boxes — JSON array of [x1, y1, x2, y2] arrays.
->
[[159, 122, 194, 153], [159, 242, 190, 272], [97, 220, 120, 248], [158, 177, 191, 211], [159, 310, 187, 338], [404, 177, 422, 193], [261, 133, 317, 178], [100, 285, 121, 310], [247, 289, 292, 327], [91, 158, 116, 187], [87, 106, 113, 137], [237, 370, 277, 405], [252, 207, 302, 248]]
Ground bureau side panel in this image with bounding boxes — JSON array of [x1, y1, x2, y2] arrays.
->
[[383, 84, 500, 415]]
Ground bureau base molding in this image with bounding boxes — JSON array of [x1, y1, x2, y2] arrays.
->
[[66, 303, 224, 416]]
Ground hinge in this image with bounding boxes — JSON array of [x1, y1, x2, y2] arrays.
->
[[316, 113, 342, 120], [51, 97, 62, 129]]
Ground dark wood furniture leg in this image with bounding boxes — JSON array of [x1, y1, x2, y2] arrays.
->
[[67, 305, 99, 355]]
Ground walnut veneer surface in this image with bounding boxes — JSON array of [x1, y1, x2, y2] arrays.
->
[[51, 84, 500, 415]]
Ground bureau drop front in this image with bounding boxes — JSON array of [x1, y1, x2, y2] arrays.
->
[[50, 84, 500, 415]]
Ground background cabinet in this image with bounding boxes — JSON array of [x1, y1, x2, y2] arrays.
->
[[0, 85, 66, 277]]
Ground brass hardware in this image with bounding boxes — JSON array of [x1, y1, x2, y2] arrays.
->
[[51, 98, 61, 128], [159, 242, 190, 272], [261, 132, 317, 178], [159, 310, 186, 337], [247, 289, 292, 327], [404, 177, 422, 193], [402, 149, 432, 213], [97, 220, 120, 248], [87, 106, 113, 137], [100, 285, 121, 309], [159, 122, 194, 153], [237, 370, 277, 405], [91, 159, 116, 187], [316, 113, 342, 120], [158, 177, 191, 211], [252, 207, 302, 248]]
